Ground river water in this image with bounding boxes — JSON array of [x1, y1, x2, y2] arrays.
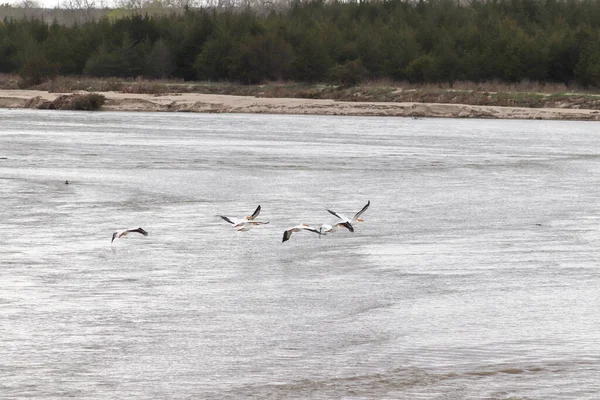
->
[[1, 109, 599, 399]]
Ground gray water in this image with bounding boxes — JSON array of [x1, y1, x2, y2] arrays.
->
[[1, 109, 599, 399]]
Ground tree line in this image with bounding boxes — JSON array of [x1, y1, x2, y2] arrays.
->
[[2, 0, 600, 87]]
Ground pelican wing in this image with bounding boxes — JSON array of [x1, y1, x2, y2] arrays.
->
[[127, 227, 148, 236], [219, 215, 236, 225], [327, 209, 343, 219], [111, 232, 118, 243], [353, 200, 370, 221], [282, 229, 293, 243], [248, 205, 261, 220], [338, 222, 354, 232], [303, 227, 322, 235]]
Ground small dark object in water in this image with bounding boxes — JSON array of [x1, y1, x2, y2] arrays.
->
[[65, 180, 69, 184], [0, 157, 7, 160]]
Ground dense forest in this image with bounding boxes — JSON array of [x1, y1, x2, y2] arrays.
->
[[1, 0, 600, 87]]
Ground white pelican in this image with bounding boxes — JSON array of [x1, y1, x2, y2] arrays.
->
[[219, 205, 268, 231], [318, 221, 354, 235], [220, 215, 269, 231], [111, 227, 148, 243], [282, 224, 323, 243], [219, 205, 261, 224], [326, 200, 370, 229]]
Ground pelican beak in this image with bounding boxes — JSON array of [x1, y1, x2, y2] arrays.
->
[[357, 218, 364, 222]]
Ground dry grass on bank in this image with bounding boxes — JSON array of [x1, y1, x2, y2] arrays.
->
[[2, 74, 600, 110]]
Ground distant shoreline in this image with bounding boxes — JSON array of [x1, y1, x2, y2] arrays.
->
[[1, 90, 600, 121]]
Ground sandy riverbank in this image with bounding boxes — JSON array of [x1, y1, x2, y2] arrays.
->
[[1, 89, 600, 120]]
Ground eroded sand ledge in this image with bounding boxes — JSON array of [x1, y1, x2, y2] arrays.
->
[[1, 89, 600, 120]]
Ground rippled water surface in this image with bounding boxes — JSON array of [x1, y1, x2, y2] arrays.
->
[[1, 109, 600, 399]]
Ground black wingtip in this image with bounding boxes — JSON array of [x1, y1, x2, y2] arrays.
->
[[343, 222, 354, 232], [219, 215, 234, 224], [327, 209, 340, 218], [250, 205, 261, 219]]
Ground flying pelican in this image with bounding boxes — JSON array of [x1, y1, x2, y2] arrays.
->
[[111, 227, 148, 243], [326, 200, 370, 229], [219, 205, 261, 225], [282, 224, 323, 243], [318, 220, 354, 235], [219, 205, 268, 231], [220, 215, 269, 231]]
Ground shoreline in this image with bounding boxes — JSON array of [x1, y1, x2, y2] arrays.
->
[[1, 89, 600, 120]]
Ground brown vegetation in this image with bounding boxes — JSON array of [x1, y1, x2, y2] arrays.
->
[[24, 92, 106, 110], [3, 74, 600, 110]]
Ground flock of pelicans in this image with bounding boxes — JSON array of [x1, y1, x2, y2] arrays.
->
[[111, 200, 371, 244]]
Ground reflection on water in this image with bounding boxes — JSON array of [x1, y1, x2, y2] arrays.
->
[[1, 109, 600, 399]]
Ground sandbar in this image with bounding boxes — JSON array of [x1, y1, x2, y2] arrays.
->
[[1, 89, 599, 120]]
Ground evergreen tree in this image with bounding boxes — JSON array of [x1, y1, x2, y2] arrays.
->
[[145, 38, 175, 79], [2, 0, 600, 87]]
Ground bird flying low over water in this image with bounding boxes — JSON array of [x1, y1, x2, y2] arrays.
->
[[327, 200, 370, 230], [111, 227, 148, 243], [318, 221, 354, 235], [282, 224, 323, 243], [220, 215, 269, 231], [219, 205, 269, 231]]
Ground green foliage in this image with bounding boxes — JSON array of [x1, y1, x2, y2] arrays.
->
[[194, 32, 232, 80], [575, 50, 600, 88], [406, 55, 439, 83], [18, 55, 58, 87], [4, 0, 600, 87], [291, 30, 332, 82], [145, 38, 174, 79], [329, 59, 368, 86], [229, 32, 293, 84], [83, 45, 125, 77], [83, 33, 143, 78], [0, 35, 16, 73], [381, 27, 420, 81]]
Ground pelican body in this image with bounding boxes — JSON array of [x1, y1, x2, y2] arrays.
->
[[326, 200, 370, 231], [318, 221, 354, 235], [220, 215, 269, 231], [111, 227, 148, 243], [219, 205, 268, 231], [282, 224, 323, 243]]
